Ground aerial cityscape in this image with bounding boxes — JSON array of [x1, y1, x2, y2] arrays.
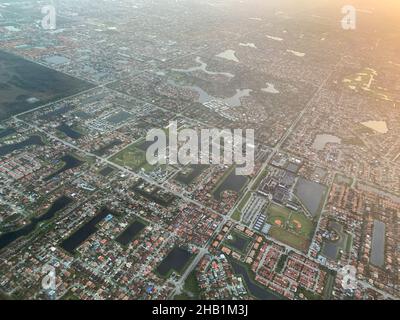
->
[[0, 0, 399, 302]]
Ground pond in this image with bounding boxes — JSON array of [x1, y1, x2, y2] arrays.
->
[[156, 247, 193, 277], [227, 232, 251, 253], [115, 220, 146, 246], [0, 127, 16, 139], [60, 208, 112, 254], [172, 56, 234, 78], [229, 259, 282, 300], [213, 168, 248, 201], [361, 121, 388, 134], [57, 123, 82, 139], [321, 220, 347, 261], [294, 177, 326, 217], [312, 134, 341, 151], [370, 220, 385, 267], [44, 154, 83, 181], [216, 50, 239, 62]]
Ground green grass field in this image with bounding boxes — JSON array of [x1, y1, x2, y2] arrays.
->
[[110, 144, 153, 171], [269, 226, 310, 252], [231, 191, 252, 221], [266, 204, 290, 227], [266, 203, 314, 252], [288, 212, 314, 238]]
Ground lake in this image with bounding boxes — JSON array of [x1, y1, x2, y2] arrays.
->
[[294, 177, 326, 217], [0, 128, 16, 139], [168, 79, 251, 107], [370, 220, 385, 267], [172, 56, 234, 78], [361, 121, 388, 134], [115, 220, 146, 246], [227, 232, 251, 253], [262, 83, 280, 94], [213, 168, 248, 201], [60, 208, 112, 254], [44, 154, 83, 181], [216, 50, 240, 63], [156, 247, 193, 277], [312, 134, 341, 151], [57, 123, 83, 139], [229, 259, 282, 300], [0, 196, 72, 251], [321, 220, 347, 261]]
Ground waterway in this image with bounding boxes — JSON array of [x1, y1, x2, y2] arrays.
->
[[0, 135, 43, 157], [0, 196, 72, 251], [229, 259, 282, 300], [172, 56, 234, 78]]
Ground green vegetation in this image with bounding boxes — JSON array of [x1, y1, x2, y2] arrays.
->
[[173, 269, 201, 300], [266, 203, 314, 252], [110, 144, 154, 172], [250, 167, 269, 191], [0, 291, 13, 300], [345, 233, 353, 253], [297, 286, 322, 300], [322, 273, 336, 299], [231, 191, 252, 221], [61, 289, 80, 300], [275, 254, 287, 273], [288, 212, 314, 238], [343, 67, 399, 103], [342, 136, 364, 147], [183, 270, 201, 299], [174, 293, 191, 300], [231, 209, 241, 222], [224, 230, 252, 254], [334, 173, 353, 186], [266, 203, 291, 226], [269, 226, 310, 252]]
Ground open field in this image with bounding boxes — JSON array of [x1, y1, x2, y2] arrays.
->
[[268, 226, 310, 252], [266, 203, 291, 227], [266, 203, 314, 252], [110, 144, 153, 171], [288, 212, 314, 238]]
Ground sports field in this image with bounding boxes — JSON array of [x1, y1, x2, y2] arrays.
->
[[288, 212, 314, 238], [266, 203, 315, 252], [266, 204, 291, 227]]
